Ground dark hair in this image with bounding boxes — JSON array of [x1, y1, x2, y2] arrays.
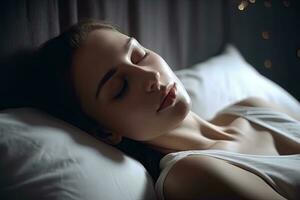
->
[[31, 19, 116, 132]]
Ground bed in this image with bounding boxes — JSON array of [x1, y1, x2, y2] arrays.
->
[[1, 44, 300, 199], [1, 1, 299, 200]]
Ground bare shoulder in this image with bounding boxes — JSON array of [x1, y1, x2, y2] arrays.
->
[[233, 97, 300, 121], [210, 97, 300, 125], [163, 155, 286, 200], [234, 97, 281, 108]]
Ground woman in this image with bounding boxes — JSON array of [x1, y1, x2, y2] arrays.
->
[[33, 20, 300, 200]]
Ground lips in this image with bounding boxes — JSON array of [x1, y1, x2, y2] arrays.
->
[[157, 83, 177, 112]]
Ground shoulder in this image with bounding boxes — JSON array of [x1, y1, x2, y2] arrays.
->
[[232, 97, 300, 121], [163, 155, 286, 200], [233, 97, 275, 108], [211, 96, 299, 126], [210, 97, 271, 125]]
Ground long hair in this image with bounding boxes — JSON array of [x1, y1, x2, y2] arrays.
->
[[31, 19, 116, 132]]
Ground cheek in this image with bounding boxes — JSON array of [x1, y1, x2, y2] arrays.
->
[[155, 54, 173, 74]]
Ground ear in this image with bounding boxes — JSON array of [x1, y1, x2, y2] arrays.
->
[[104, 132, 123, 145], [89, 126, 123, 145]]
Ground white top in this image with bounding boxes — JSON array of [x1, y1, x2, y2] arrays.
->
[[155, 106, 300, 200]]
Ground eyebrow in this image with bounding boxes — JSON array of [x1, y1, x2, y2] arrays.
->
[[95, 37, 135, 99]]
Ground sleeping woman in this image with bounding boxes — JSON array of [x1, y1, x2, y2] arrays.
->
[[33, 20, 300, 200]]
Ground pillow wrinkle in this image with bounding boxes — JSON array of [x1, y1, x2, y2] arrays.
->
[[0, 108, 156, 200]]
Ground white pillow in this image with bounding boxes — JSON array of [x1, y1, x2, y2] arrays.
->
[[175, 45, 300, 120], [0, 108, 156, 200]]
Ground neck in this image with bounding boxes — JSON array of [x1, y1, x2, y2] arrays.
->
[[145, 111, 234, 154]]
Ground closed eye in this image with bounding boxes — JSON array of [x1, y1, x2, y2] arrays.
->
[[141, 51, 149, 62], [131, 46, 150, 64], [115, 79, 128, 99], [114, 51, 149, 100]]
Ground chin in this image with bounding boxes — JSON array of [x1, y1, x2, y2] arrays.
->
[[175, 84, 192, 122], [176, 98, 191, 121], [176, 79, 192, 114], [163, 95, 191, 132]]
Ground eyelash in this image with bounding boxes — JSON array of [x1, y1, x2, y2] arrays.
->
[[132, 49, 149, 64], [141, 51, 149, 62], [114, 51, 149, 99], [115, 79, 128, 99]]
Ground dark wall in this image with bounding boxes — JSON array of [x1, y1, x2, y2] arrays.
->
[[0, 0, 226, 69], [228, 0, 300, 100]]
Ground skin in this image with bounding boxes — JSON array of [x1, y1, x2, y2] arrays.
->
[[71, 29, 191, 142], [71, 29, 298, 199]]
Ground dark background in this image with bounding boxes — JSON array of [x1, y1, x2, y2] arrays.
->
[[228, 0, 300, 102], [0, 0, 299, 110]]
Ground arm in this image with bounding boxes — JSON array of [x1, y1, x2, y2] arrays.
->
[[233, 97, 300, 121], [163, 155, 286, 200]]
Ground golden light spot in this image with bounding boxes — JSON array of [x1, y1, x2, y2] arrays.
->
[[262, 31, 270, 40], [297, 49, 300, 58], [264, 59, 272, 69], [283, 0, 290, 7], [264, 0, 272, 8], [238, 0, 249, 11], [249, 0, 256, 3]]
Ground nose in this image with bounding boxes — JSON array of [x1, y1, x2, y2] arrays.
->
[[126, 63, 161, 92], [145, 71, 160, 92]]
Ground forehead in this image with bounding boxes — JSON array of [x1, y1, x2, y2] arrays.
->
[[71, 29, 129, 112], [81, 29, 129, 58]]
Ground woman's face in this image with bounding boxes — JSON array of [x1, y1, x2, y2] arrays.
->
[[72, 28, 191, 141]]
